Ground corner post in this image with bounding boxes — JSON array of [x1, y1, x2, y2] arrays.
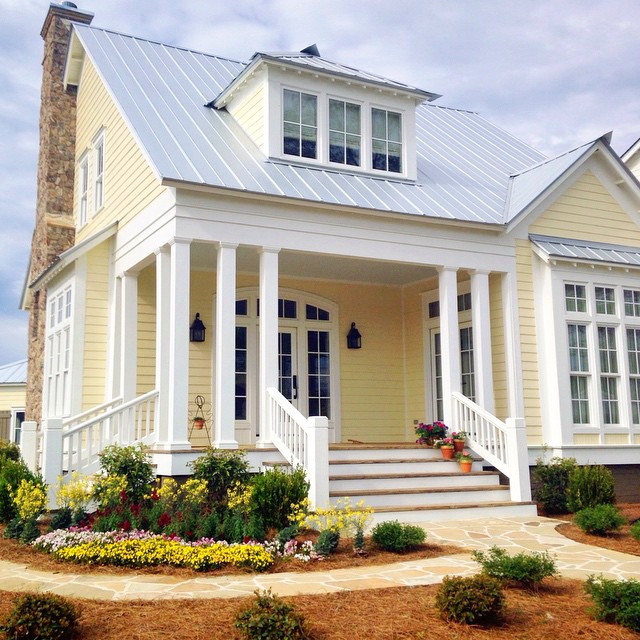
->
[[506, 417, 532, 502], [41, 418, 63, 508], [20, 421, 39, 474], [306, 416, 330, 510]]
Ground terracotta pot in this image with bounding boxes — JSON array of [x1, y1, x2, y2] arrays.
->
[[193, 418, 205, 430], [459, 460, 472, 473], [453, 439, 465, 452], [440, 446, 455, 459]]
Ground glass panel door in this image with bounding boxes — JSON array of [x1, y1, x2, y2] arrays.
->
[[279, 329, 298, 407]]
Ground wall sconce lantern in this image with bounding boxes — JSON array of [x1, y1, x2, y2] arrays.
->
[[346, 322, 362, 349], [190, 312, 206, 343]]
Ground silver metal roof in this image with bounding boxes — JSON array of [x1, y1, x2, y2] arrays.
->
[[0, 359, 27, 385], [74, 25, 592, 227], [530, 235, 640, 268]]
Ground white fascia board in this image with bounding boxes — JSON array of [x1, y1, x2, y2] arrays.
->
[[63, 30, 86, 89], [528, 444, 640, 466]]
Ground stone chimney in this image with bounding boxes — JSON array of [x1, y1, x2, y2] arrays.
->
[[25, 2, 93, 422]]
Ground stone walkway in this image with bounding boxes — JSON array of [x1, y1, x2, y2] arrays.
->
[[0, 516, 638, 601]]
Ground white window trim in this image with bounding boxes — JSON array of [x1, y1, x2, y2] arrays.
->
[[93, 130, 105, 212], [78, 152, 89, 227]]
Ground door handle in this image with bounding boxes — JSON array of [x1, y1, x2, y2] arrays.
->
[[293, 375, 298, 400]]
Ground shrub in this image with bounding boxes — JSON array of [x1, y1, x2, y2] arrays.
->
[[371, 520, 426, 552], [585, 575, 640, 633], [97, 443, 154, 503], [250, 467, 309, 532], [0, 459, 44, 524], [235, 589, 311, 640], [567, 464, 616, 512], [0, 592, 80, 640], [0, 441, 21, 466], [314, 529, 340, 556], [435, 574, 505, 625], [472, 546, 557, 589], [574, 504, 626, 535], [189, 448, 250, 505], [532, 456, 577, 514], [631, 520, 640, 542]]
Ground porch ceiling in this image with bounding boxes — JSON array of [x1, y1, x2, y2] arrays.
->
[[191, 244, 437, 286]]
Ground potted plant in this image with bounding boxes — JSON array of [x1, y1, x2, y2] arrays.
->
[[193, 417, 205, 430], [456, 450, 474, 472], [452, 431, 467, 452], [434, 438, 455, 459], [415, 421, 448, 446]]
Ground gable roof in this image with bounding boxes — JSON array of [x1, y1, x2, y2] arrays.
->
[[0, 360, 27, 385], [70, 24, 630, 228]]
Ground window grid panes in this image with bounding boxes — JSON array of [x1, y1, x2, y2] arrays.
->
[[460, 327, 475, 402], [79, 156, 88, 226], [329, 99, 361, 166], [305, 304, 330, 321], [568, 324, 589, 372], [235, 327, 247, 420], [595, 287, 616, 315], [570, 376, 590, 424], [283, 89, 317, 159], [565, 283, 587, 312], [627, 328, 640, 424], [433, 332, 443, 421], [624, 289, 640, 317], [601, 377, 619, 424], [308, 330, 330, 417], [371, 108, 402, 173], [94, 137, 104, 210], [598, 326, 618, 374]]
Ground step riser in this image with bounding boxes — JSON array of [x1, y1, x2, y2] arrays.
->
[[330, 487, 510, 508], [329, 474, 499, 492], [368, 502, 537, 525], [329, 447, 442, 462], [329, 460, 479, 475]]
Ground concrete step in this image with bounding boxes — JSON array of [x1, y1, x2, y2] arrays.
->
[[329, 470, 499, 492], [328, 458, 479, 475], [367, 501, 538, 524], [330, 484, 511, 508], [329, 443, 441, 461]]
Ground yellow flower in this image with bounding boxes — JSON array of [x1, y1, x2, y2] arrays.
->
[[12, 479, 47, 522]]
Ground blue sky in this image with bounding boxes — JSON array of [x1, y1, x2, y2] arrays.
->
[[0, 0, 638, 365]]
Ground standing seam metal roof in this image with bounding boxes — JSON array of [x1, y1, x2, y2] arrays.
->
[[74, 24, 574, 226], [530, 235, 640, 267], [0, 360, 27, 385]]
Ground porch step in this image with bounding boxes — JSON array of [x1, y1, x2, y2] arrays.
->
[[328, 458, 480, 475], [329, 470, 498, 492]]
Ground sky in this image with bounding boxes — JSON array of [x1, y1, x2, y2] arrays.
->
[[0, 0, 638, 366]]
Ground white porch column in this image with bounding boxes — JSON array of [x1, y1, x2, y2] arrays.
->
[[471, 270, 495, 414], [258, 247, 280, 447], [119, 271, 138, 402], [502, 270, 525, 418], [438, 267, 460, 426], [165, 238, 192, 449], [154, 246, 171, 445], [214, 242, 239, 449]]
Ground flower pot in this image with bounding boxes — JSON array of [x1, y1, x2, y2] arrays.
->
[[440, 446, 455, 460], [453, 439, 465, 453], [193, 418, 205, 430], [459, 460, 472, 473]]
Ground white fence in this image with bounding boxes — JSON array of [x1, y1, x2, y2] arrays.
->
[[267, 386, 329, 509], [452, 391, 531, 501]]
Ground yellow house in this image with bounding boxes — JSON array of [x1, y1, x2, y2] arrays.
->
[[0, 360, 26, 445], [21, 4, 640, 517]]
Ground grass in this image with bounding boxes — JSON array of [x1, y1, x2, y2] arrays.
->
[[0, 504, 638, 639]]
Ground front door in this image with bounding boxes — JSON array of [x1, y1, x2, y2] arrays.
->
[[278, 329, 299, 408]]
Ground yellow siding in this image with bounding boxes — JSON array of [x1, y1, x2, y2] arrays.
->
[[74, 58, 166, 239], [231, 85, 265, 150], [81, 243, 110, 409], [515, 240, 542, 441], [574, 434, 599, 445], [530, 171, 640, 245], [137, 266, 156, 395], [489, 274, 508, 421], [604, 434, 630, 445], [0, 386, 26, 411]]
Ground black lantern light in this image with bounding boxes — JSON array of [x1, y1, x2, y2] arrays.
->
[[346, 322, 362, 349], [190, 312, 206, 342]]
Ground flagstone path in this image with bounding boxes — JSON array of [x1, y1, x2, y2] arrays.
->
[[0, 516, 638, 601]]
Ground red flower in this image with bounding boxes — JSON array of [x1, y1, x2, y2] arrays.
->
[[158, 512, 172, 528], [122, 519, 131, 531]]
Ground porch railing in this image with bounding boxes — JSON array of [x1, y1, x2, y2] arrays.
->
[[39, 390, 159, 506], [452, 391, 531, 502], [267, 387, 329, 509]]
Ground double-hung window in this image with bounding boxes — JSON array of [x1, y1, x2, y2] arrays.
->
[[94, 133, 105, 211], [283, 89, 317, 159], [568, 323, 590, 423], [78, 154, 89, 226], [371, 107, 402, 173], [329, 99, 361, 166]]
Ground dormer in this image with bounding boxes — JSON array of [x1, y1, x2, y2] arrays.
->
[[211, 46, 440, 181]]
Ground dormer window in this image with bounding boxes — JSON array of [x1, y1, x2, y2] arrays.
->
[[329, 99, 361, 166], [283, 89, 317, 159], [372, 108, 402, 173]]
